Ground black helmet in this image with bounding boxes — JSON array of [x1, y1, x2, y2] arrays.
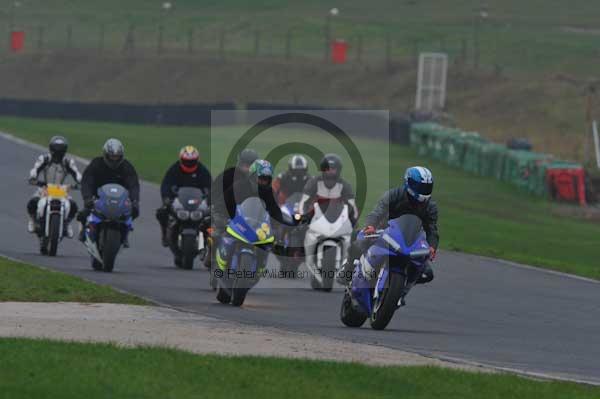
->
[[320, 153, 342, 188], [102, 138, 125, 170], [288, 154, 308, 176], [237, 149, 259, 170], [49, 135, 68, 162]]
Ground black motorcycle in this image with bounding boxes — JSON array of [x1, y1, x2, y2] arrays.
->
[[167, 187, 211, 270]]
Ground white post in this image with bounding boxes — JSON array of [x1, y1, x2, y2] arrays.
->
[[593, 120, 600, 169]]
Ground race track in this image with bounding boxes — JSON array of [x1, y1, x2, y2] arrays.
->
[[1, 134, 599, 384]]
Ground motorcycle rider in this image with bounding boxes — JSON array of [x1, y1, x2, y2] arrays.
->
[[272, 154, 311, 205], [213, 159, 297, 274], [77, 138, 140, 247], [156, 145, 212, 247], [26, 135, 82, 238], [211, 149, 259, 212], [297, 153, 358, 225], [337, 166, 439, 286]]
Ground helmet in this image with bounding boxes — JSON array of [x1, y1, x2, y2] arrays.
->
[[288, 154, 308, 176], [49, 135, 68, 162], [320, 153, 342, 189], [249, 159, 273, 188], [237, 149, 259, 170], [404, 166, 434, 206], [179, 145, 199, 173], [102, 138, 125, 170]]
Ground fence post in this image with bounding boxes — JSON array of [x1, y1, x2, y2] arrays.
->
[[385, 33, 392, 72], [285, 28, 292, 59], [99, 24, 105, 54], [123, 23, 135, 55], [324, 14, 331, 61], [157, 25, 164, 55], [219, 29, 225, 60], [187, 28, 194, 54], [36, 26, 44, 52], [66, 25, 72, 49], [253, 30, 260, 57]]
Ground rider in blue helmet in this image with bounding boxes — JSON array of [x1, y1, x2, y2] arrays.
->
[[337, 166, 439, 286]]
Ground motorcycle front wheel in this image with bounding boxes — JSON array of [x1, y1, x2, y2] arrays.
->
[[101, 227, 121, 273], [370, 272, 406, 331]]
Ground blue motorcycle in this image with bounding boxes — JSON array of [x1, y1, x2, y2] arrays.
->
[[340, 214, 431, 330], [83, 184, 133, 273], [215, 197, 274, 307]]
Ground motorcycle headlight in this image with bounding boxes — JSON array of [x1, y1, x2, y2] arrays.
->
[[190, 210, 203, 221], [176, 210, 190, 220]]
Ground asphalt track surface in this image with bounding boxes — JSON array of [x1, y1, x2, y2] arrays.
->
[[1, 134, 599, 384]]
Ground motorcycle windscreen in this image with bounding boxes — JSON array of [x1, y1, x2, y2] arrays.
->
[[229, 197, 272, 243], [176, 187, 206, 211], [319, 200, 345, 223], [96, 184, 130, 220], [388, 214, 424, 249]]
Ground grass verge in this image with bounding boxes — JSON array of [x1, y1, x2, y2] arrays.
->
[[0, 338, 598, 399], [2, 116, 599, 279], [0, 256, 147, 304]]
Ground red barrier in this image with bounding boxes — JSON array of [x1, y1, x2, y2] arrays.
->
[[546, 167, 587, 206], [331, 39, 347, 64], [10, 31, 24, 52]]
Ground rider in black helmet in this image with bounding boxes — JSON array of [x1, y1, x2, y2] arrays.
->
[[272, 154, 311, 205], [77, 138, 140, 246], [297, 153, 358, 225]]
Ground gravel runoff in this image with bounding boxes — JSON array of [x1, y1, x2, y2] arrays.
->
[[0, 302, 488, 372]]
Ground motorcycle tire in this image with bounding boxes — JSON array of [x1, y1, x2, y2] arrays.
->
[[101, 227, 121, 273], [180, 235, 196, 270], [340, 290, 367, 328], [47, 213, 61, 257], [370, 272, 406, 331]]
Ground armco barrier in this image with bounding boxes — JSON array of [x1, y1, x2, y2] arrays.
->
[[0, 98, 236, 126], [410, 122, 588, 204]]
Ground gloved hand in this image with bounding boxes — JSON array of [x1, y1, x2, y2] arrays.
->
[[362, 225, 376, 235], [84, 197, 95, 210], [429, 247, 437, 261], [28, 177, 38, 186], [131, 201, 140, 220]]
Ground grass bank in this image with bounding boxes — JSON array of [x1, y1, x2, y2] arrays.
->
[[0, 338, 598, 399], [0, 256, 147, 304]]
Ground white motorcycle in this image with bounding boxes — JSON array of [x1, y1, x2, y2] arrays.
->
[[303, 201, 353, 292], [31, 181, 77, 256]]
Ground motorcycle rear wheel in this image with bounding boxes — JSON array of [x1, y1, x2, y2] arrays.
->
[[340, 290, 367, 327]]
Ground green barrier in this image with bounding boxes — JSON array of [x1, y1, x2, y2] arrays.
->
[[408, 123, 575, 198]]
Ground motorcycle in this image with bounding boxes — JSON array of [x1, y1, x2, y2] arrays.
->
[[340, 214, 431, 330], [31, 180, 77, 256], [83, 184, 133, 273], [303, 200, 353, 292], [276, 192, 306, 276], [167, 187, 211, 270], [215, 197, 274, 307]]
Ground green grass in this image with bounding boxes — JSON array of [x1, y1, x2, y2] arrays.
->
[[0, 256, 147, 304], [0, 338, 598, 399], [2, 116, 600, 280], [10, 0, 600, 75]]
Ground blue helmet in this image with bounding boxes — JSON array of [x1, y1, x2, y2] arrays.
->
[[249, 159, 274, 187], [404, 166, 433, 205]]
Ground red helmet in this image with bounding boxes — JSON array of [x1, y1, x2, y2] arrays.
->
[[179, 145, 199, 173]]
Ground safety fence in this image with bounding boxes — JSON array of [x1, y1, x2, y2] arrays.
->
[[0, 98, 412, 144], [410, 123, 588, 205]]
